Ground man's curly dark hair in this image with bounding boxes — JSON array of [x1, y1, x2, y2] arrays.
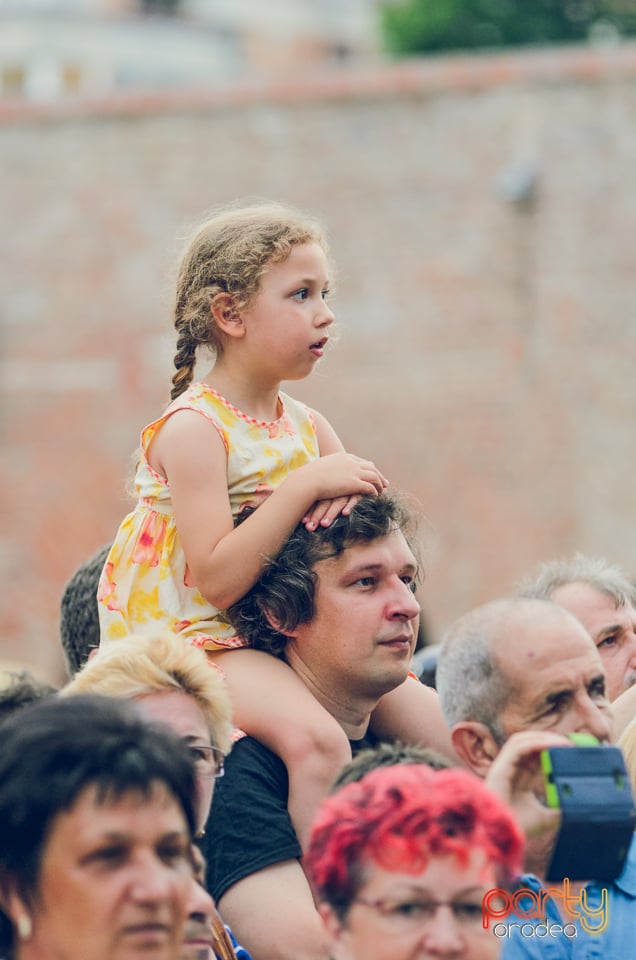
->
[[227, 494, 415, 657]]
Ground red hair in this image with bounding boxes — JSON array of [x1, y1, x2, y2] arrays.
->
[[305, 765, 524, 914]]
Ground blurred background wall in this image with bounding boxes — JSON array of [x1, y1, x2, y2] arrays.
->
[[1, 1, 635, 682]]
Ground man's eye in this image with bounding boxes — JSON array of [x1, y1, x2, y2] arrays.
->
[[542, 697, 566, 717], [598, 634, 619, 650], [355, 577, 376, 588], [589, 680, 608, 699], [401, 577, 417, 593]]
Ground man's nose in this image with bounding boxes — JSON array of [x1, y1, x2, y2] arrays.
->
[[577, 695, 613, 743], [388, 580, 421, 619]]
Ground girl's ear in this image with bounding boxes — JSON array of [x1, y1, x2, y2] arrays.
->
[[210, 293, 245, 339]]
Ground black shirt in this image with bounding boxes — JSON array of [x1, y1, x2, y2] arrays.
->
[[202, 731, 377, 901]]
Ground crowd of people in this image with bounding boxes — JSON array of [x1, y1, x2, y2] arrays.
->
[[2, 200, 636, 960]]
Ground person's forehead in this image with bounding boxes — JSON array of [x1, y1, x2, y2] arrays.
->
[[263, 241, 328, 282], [552, 581, 628, 632], [44, 783, 188, 858], [134, 689, 209, 742], [63, 780, 184, 830], [316, 530, 417, 579], [361, 848, 494, 895], [495, 608, 600, 681]]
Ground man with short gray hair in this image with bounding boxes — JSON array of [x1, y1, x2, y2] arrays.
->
[[437, 596, 612, 778], [436, 595, 636, 958], [517, 553, 636, 701]]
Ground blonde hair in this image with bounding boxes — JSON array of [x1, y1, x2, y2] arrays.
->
[[62, 633, 233, 755], [171, 200, 328, 401], [619, 719, 636, 796]]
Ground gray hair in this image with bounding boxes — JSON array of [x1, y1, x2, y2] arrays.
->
[[436, 602, 515, 744], [517, 553, 636, 610]]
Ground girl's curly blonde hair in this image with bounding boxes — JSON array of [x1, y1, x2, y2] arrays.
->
[[171, 201, 328, 401]]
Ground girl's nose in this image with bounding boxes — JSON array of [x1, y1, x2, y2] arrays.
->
[[318, 299, 335, 326]]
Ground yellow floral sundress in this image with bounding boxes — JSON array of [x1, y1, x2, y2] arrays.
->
[[97, 383, 319, 650]]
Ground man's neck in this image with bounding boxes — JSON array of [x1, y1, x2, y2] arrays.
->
[[284, 650, 376, 740]]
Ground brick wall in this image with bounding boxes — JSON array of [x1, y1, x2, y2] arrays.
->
[[2, 43, 636, 682]]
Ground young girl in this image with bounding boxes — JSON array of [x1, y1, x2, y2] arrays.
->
[[98, 201, 453, 846]]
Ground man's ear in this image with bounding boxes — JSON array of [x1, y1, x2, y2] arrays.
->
[[261, 604, 294, 638], [451, 721, 500, 777], [210, 293, 245, 339]]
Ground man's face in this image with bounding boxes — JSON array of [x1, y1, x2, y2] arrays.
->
[[550, 582, 636, 701], [287, 530, 420, 712], [495, 610, 613, 743]]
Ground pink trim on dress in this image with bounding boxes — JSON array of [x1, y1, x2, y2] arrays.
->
[[191, 382, 290, 432]]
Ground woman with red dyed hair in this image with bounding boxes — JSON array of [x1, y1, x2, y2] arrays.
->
[[305, 764, 523, 959]]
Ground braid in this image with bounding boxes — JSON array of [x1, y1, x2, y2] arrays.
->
[[171, 283, 228, 401], [170, 326, 197, 401]]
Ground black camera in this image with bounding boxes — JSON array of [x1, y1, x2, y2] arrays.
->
[[541, 733, 636, 882]]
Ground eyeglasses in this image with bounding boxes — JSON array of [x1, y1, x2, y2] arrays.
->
[[186, 743, 225, 779], [352, 896, 484, 930]]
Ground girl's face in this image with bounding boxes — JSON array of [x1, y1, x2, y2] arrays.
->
[[239, 242, 334, 384], [12, 783, 192, 960], [321, 850, 501, 960]]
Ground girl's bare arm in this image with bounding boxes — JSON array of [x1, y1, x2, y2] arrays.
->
[[149, 410, 385, 609]]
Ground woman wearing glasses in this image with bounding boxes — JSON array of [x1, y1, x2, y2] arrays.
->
[[62, 632, 232, 838], [305, 763, 524, 960], [62, 633, 251, 960]]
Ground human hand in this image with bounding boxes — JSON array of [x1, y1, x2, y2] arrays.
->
[[296, 454, 388, 530], [485, 730, 571, 842], [303, 495, 361, 530]]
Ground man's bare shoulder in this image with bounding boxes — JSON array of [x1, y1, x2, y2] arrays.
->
[[218, 860, 328, 960]]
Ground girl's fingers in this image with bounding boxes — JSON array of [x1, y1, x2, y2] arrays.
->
[[318, 497, 351, 526], [340, 495, 361, 516], [303, 499, 332, 530]]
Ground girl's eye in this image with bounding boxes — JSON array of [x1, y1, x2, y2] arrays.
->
[[292, 288, 309, 301], [321, 289, 331, 300], [401, 577, 417, 593]]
